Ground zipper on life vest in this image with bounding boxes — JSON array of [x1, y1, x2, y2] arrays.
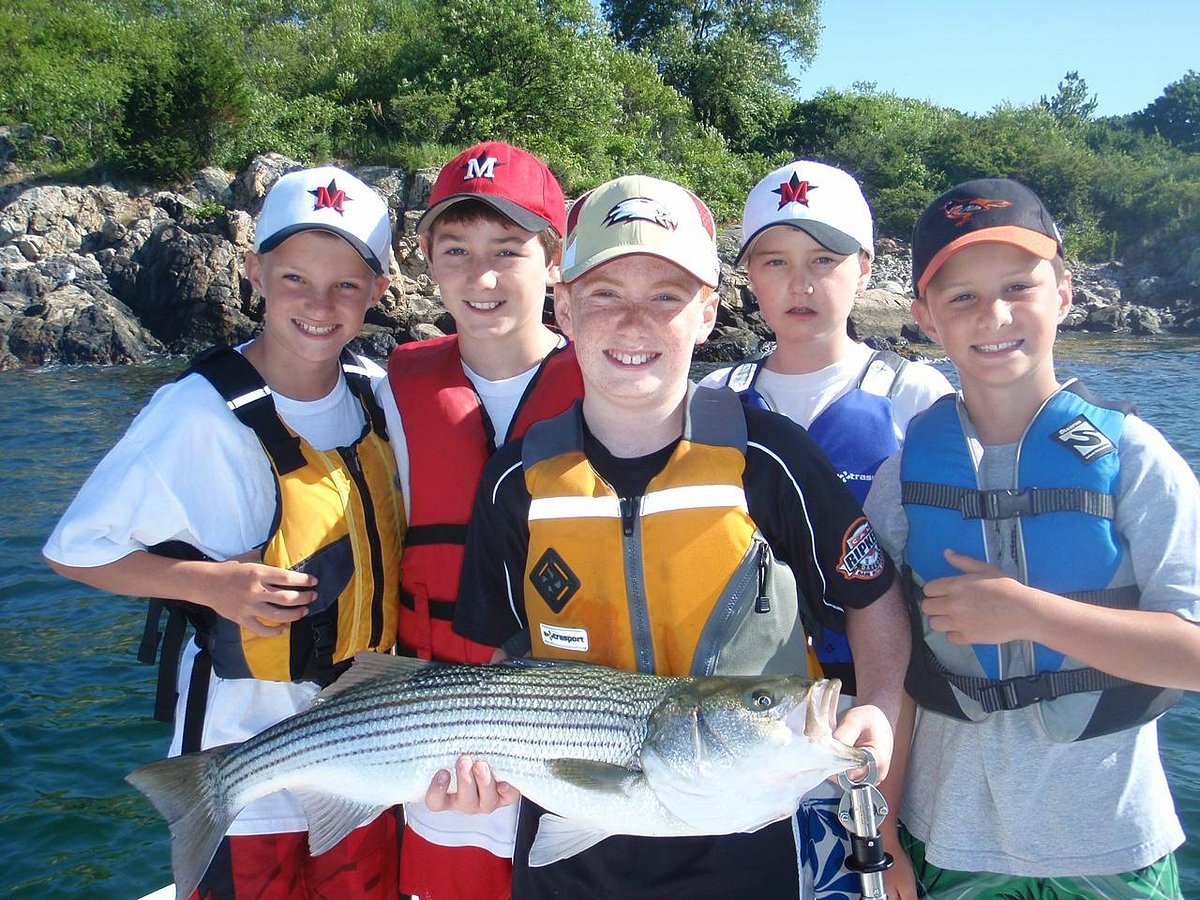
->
[[619, 496, 637, 537], [755, 542, 771, 613], [339, 444, 386, 647]]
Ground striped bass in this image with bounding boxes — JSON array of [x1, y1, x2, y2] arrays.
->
[[127, 653, 867, 899]]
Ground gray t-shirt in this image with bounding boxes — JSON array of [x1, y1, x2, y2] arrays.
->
[[865, 408, 1200, 876]]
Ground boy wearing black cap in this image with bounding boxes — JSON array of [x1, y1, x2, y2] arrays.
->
[[377, 141, 582, 899], [453, 174, 910, 899], [864, 178, 1200, 896], [44, 167, 404, 897]]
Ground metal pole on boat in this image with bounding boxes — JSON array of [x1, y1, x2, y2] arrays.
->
[[837, 748, 893, 899]]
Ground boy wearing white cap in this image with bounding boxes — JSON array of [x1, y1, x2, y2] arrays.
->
[[452, 174, 910, 899], [44, 166, 404, 897], [703, 161, 950, 897]]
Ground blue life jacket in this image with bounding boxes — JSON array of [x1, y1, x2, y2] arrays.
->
[[900, 381, 1180, 741], [722, 350, 906, 689]]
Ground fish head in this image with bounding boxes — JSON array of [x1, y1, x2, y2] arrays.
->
[[639, 675, 868, 833]]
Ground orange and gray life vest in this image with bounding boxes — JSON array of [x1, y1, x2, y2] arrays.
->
[[900, 381, 1180, 741], [140, 347, 404, 743], [519, 385, 807, 677], [387, 334, 583, 663]]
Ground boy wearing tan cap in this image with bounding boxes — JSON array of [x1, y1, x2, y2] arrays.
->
[[865, 178, 1200, 897], [44, 166, 404, 897], [453, 174, 910, 898]]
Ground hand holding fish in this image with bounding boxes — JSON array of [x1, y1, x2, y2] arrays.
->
[[831, 703, 894, 783], [425, 755, 519, 813], [920, 549, 1042, 645]]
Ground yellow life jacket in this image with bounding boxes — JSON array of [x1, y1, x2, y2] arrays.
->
[[196, 347, 404, 684], [520, 386, 807, 677]]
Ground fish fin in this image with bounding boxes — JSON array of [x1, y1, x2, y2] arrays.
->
[[528, 814, 613, 867], [546, 758, 641, 794], [316, 652, 435, 701], [290, 789, 386, 856], [126, 748, 237, 900]]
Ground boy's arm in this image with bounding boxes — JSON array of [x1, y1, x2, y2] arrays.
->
[[45, 551, 316, 636]]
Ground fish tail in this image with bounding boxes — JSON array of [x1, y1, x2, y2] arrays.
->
[[126, 748, 238, 900]]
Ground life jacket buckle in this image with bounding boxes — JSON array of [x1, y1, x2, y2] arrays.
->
[[984, 673, 1059, 712], [973, 488, 1032, 520]]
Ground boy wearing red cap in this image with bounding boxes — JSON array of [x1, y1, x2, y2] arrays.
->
[[377, 141, 582, 899], [865, 178, 1200, 897], [452, 174, 910, 899], [44, 166, 404, 897]]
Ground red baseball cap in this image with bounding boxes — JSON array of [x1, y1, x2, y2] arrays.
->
[[417, 141, 567, 237]]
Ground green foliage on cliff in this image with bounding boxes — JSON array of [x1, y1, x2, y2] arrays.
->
[[1, 0, 1198, 275]]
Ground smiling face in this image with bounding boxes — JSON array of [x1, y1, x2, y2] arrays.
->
[[555, 254, 718, 416], [745, 226, 869, 370], [245, 230, 389, 398], [422, 214, 558, 350], [914, 242, 1071, 405]]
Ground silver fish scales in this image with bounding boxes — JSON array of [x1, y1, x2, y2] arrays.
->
[[128, 654, 866, 900]]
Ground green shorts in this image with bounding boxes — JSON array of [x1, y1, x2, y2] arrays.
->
[[899, 825, 1181, 899]]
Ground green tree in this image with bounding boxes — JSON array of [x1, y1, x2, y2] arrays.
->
[[1040, 71, 1098, 128], [1135, 70, 1200, 152], [602, 0, 819, 149]]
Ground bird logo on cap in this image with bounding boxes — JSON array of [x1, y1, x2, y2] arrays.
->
[[310, 180, 349, 215], [943, 197, 1012, 227], [603, 197, 678, 231], [773, 172, 814, 209]]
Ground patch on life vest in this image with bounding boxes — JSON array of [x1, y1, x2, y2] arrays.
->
[[539, 623, 590, 652], [530, 548, 581, 612], [836, 517, 886, 581], [1053, 414, 1116, 463]]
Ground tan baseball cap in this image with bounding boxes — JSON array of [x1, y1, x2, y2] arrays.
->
[[560, 175, 720, 287]]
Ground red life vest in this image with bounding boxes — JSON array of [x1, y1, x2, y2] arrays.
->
[[387, 334, 583, 663]]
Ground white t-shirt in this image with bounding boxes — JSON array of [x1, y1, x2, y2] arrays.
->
[[376, 349, 551, 858], [700, 341, 952, 443], [44, 352, 383, 835]]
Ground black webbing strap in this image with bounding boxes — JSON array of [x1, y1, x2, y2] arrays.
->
[[187, 346, 306, 475], [181, 644, 212, 753], [403, 523, 470, 547], [923, 639, 1138, 713], [399, 588, 457, 621], [902, 482, 1115, 520]]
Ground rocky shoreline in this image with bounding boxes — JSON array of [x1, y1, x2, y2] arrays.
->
[[2, 154, 1198, 371]]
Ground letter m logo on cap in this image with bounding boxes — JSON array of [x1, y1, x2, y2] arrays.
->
[[464, 154, 499, 181]]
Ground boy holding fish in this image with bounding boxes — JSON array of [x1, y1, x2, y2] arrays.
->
[[377, 140, 582, 899], [43, 166, 404, 898], [864, 178, 1200, 897], [452, 174, 910, 898]]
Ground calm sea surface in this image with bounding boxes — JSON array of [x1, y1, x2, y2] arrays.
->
[[2, 334, 1198, 898]]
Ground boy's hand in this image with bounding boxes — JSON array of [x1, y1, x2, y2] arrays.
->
[[424, 755, 519, 814], [920, 549, 1035, 645], [831, 703, 894, 783], [207, 550, 318, 636]]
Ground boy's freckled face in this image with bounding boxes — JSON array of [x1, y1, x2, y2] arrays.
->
[[246, 230, 387, 367], [423, 218, 556, 343], [745, 226, 868, 346], [914, 242, 1071, 395], [555, 255, 717, 407]]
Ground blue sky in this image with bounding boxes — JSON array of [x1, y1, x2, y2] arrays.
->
[[795, 1, 1200, 117]]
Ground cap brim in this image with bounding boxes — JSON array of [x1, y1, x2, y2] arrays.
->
[[562, 247, 719, 289], [916, 226, 1060, 296], [257, 224, 384, 275], [735, 221, 864, 266], [417, 195, 554, 236]]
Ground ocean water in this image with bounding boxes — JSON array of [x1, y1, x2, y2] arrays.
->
[[1, 334, 1197, 898]]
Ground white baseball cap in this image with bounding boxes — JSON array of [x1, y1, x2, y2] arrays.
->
[[736, 160, 874, 264], [254, 166, 392, 274], [560, 175, 720, 287]]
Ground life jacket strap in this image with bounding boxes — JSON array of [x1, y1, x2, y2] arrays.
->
[[902, 482, 1115, 520], [400, 588, 457, 621], [403, 523, 470, 547]]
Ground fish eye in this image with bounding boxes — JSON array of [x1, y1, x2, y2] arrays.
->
[[750, 689, 775, 710]]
